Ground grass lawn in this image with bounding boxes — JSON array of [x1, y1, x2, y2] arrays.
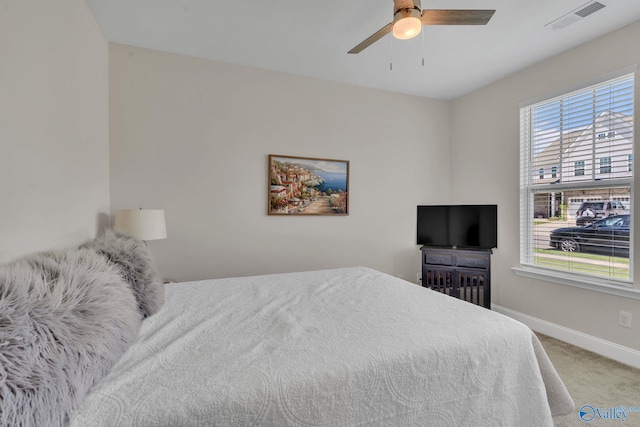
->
[[533, 249, 630, 279]]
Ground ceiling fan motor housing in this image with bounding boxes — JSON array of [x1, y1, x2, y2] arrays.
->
[[393, 0, 421, 13], [393, 7, 421, 23], [393, 0, 421, 18]]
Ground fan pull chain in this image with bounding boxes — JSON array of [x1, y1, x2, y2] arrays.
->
[[421, 29, 425, 67], [389, 37, 393, 71]]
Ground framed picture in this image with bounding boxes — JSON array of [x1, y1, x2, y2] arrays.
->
[[268, 154, 349, 216]]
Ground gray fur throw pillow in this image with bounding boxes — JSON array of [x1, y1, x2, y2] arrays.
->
[[84, 229, 164, 318], [0, 246, 143, 426]]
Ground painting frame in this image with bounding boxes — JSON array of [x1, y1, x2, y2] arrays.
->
[[268, 154, 349, 216]]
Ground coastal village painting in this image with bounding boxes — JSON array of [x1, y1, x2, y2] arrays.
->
[[269, 155, 349, 215]]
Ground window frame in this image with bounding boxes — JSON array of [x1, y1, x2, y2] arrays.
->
[[517, 69, 637, 298]]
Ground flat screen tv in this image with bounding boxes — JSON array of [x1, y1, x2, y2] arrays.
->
[[417, 205, 497, 249]]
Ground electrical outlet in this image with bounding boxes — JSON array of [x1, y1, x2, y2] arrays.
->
[[618, 310, 632, 329], [417, 272, 422, 285]]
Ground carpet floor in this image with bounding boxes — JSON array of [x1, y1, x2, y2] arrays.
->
[[536, 333, 640, 427]]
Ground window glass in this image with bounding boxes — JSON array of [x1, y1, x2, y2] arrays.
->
[[520, 74, 634, 284], [600, 157, 612, 174]]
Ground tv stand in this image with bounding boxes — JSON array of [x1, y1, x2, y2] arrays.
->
[[420, 246, 491, 309]]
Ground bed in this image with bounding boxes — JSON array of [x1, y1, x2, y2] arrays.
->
[[68, 266, 573, 426]]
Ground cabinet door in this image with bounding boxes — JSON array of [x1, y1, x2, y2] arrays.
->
[[457, 268, 489, 308], [423, 267, 454, 296]]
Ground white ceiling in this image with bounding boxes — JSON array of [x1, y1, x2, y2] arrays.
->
[[84, 0, 640, 100]]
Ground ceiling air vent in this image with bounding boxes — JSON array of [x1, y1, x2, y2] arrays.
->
[[545, 1, 606, 30]]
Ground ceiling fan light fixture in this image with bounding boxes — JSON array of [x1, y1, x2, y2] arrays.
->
[[392, 9, 422, 40]]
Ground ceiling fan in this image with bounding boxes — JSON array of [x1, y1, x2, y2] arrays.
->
[[348, 0, 496, 54]]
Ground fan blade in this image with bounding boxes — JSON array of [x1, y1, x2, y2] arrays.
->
[[421, 9, 495, 25], [348, 23, 393, 54]]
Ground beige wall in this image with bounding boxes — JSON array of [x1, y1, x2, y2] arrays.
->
[[0, 0, 109, 262], [451, 21, 640, 350], [109, 44, 451, 282]]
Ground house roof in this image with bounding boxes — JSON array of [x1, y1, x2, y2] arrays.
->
[[533, 110, 633, 184]]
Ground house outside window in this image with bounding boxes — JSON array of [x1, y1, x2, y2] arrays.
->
[[519, 72, 634, 286], [599, 131, 617, 139]]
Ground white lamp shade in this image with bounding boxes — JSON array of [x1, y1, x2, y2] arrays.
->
[[114, 209, 167, 241]]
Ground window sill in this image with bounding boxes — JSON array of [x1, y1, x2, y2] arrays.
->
[[512, 266, 640, 300]]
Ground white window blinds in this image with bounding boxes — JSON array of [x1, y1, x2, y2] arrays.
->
[[519, 73, 634, 284]]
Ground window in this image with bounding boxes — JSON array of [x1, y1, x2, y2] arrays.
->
[[539, 168, 544, 179], [519, 73, 634, 286]]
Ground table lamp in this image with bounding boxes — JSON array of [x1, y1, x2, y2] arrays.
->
[[113, 209, 167, 242]]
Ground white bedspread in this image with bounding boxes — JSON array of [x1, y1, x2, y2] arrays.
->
[[71, 267, 573, 426]]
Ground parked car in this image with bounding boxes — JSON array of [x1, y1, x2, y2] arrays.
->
[[575, 201, 628, 226], [550, 215, 630, 257]]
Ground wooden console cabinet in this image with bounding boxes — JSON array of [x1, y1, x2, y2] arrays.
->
[[420, 246, 491, 309]]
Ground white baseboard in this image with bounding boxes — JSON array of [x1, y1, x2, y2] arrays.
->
[[492, 304, 640, 370]]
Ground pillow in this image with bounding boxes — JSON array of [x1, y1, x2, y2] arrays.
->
[[0, 246, 142, 426], [84, 229, 164, 318]]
